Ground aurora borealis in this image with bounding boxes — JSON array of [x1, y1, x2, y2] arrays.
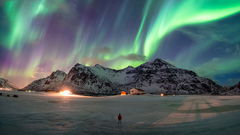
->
[[0, 0, 240, 88]]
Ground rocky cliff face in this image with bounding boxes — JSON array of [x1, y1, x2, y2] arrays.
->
[[63, 64, 117, 95], [23, 70, 67, 91], [23, 58, 224, 95], [223, 82, 240, 95], [0, 78, 17, 90]]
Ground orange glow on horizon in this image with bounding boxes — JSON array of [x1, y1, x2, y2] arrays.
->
[[0, 88, 12, 91], [121, 91, 127, 95], [59, 90, 72, 96]]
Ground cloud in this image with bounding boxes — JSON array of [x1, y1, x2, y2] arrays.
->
[[95, 47, 112, 54], [123, 54, 146, 61], [227, 78, 240, 86], [225, 44, 240, 55], [194, 57, 240, 77], [80, 57, 106, 66]]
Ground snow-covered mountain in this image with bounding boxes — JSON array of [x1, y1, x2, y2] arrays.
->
[[0, 78, 17, 90], [23, 58, 224, 95], [23, 70, 67, 91], [63, 58, 222, 95], [223, 82, 240, 95]]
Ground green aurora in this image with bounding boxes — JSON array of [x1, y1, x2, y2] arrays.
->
[[0, 0, 240, 87]]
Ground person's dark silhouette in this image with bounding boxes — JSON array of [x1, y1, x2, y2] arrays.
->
[[117, 113, 122, 126]]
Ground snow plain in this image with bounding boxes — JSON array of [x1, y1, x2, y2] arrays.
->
[[0, 90, 240, 135]]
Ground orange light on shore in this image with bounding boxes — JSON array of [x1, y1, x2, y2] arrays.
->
[[59, 90, 72, 96], [0, 88, 12, 91], [160, 93, 164, 96], [121, 91, 127, 95]]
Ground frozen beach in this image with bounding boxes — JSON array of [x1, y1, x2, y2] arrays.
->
[[0, 90, 240, 135]]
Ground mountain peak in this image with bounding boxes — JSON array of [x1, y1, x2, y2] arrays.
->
[[53, 70, 66, 74], [0, 78, 7, 82], [122, 66, 134, 71], [94, 64, 105, 69], [151, 58, 173, 65], [0, 78, 17, 89], [23, 70, 67, 91], [151, 58, 175, 68], [137, 58, 174, 69], [126, 65, 134, 69], [74, 63, 84, 67], [74, 63, 88, 69], [50, 70, 66, 76]]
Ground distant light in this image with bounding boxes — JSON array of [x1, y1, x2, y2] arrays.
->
[[160, 93, 164, 96], [59, 90, 72, 96], [0, 88, 12, 91], [121, 91, 127, 96]]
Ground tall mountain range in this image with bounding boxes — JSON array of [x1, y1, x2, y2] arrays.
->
[[22, 58, 233, 95]]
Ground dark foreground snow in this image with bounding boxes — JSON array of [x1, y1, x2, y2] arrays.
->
[[0, 90, 240, 135]]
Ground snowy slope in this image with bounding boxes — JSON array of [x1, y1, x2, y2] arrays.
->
[[223, 82, 240, 95], [0, 78, 17, 90], [23, 70, 67, 91], [63, 64, 119, 95]]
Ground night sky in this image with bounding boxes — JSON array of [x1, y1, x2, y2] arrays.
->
[[0, 0, 240, 88]]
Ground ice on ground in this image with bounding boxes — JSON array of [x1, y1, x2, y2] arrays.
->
[[0, 90, 240, 135]]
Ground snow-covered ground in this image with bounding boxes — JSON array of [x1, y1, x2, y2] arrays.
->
[[0, 90, 240, 135]]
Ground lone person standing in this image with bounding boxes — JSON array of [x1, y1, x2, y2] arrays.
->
[[117, 113, 122, 126]]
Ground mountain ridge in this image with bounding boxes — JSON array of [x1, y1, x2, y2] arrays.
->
[[23, 70, 67, 91], [0, 78, 18, 90], [21, 58, 234, 95]]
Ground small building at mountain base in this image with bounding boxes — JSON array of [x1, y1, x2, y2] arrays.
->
[[130, 88, 145, 95]]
